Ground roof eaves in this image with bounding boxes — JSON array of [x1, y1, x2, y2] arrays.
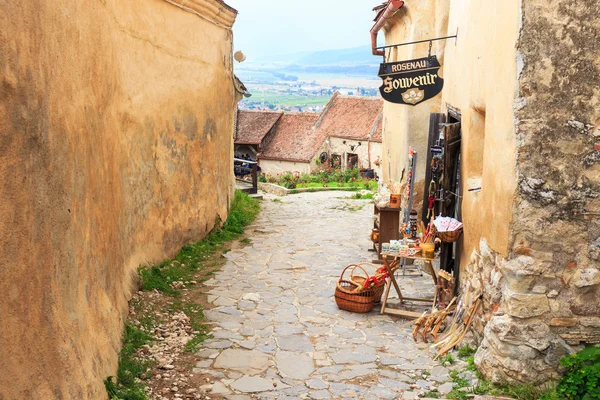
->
[[164, 0, 238, 28], [259, 156, 310, 163], [312, 91, 340, 130], [368, 111, 384, 139]]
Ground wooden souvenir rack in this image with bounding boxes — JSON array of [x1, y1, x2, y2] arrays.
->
[[379, 252, 438, 318]]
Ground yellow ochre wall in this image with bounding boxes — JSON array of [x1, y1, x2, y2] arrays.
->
[[0, 0, 238, 398], [379, 0, 450, 209], [441, 0, 520, 261], [380, 0, 519, 259]]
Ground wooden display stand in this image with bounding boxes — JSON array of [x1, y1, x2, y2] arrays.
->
[[371, 203, 401, 263], [379, 253, 438, 318]]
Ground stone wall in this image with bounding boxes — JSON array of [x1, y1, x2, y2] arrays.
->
[[259, 159, 312, 175], [0, 0, 238, 398], [475, 0, 600, 384], [324, 137, 382, 177]]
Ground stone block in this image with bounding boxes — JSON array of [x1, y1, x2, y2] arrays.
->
[[475, 336, 560, 384], [213, 349, 270, 375], [573, 268, 600, 288], [498, 256, 543, 293], [544, 338, 573, 367], [503, 291, 550, 318], [549, 318, 577, 327], [579, 317, 600, 327], [487, 315, 551, 351]]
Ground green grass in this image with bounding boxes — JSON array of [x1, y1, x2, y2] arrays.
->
[[139, 191, 260, 296], [242, 92, 329, 108], [441, 353, 456, 366], [423, 391, 441, 398], [296, 181, 375, 190], [457, 344, 476, 359], [107, 191, 260, 400], [104, 324, 153, 400], [350, 192, 374, 200], [240, 238, 252, 244]]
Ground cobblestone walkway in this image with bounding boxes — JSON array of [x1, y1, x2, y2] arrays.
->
[[197, 192, 456, 399]]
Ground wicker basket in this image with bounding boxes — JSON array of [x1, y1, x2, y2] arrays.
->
[[348, 264, 386, 303], [436, 228, 463, 243], [335, 265, 376, 313]]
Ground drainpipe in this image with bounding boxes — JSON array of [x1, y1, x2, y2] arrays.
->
[[371, 0, 404, 56]]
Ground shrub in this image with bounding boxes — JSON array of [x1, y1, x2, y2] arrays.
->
[[556, 346, 600, 399], [279, 172, 300, 189]]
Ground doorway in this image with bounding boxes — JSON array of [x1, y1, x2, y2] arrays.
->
[[422, 109, 462, 283], [346, 153, 358, 169]]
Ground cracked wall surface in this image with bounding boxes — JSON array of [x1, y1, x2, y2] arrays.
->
[[380, 0, 600, 384], [0, 0, 237, 398], [474, 0, 600, 384]]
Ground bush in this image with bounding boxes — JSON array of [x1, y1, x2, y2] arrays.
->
[[279, 172, 300, 189], [556, 346, 600, 399], [261, 168, 377, 190]]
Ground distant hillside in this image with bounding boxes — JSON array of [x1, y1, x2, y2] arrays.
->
[[255, 46, 378, 66], [293, 46, 377, 65]]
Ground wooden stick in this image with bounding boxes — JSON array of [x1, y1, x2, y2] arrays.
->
[[399, 311, 426, 330]]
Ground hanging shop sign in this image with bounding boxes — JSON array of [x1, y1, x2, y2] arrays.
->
[[378, 56, 444, 106]]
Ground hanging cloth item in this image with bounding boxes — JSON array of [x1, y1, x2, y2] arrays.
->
[[427, 180, 437, 219]]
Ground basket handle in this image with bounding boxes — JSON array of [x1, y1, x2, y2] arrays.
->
[[338, 264, 356, 283], [348, 264, 371, 280]]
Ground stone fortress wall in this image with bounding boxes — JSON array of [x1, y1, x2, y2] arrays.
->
[[0, 0, 238, 398]]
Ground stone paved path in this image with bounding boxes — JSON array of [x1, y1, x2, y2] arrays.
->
[[197, 192, 456, 399]]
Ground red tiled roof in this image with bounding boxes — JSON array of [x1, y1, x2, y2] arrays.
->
[[235, 110, 283, 145], [314, 95, 383, 142], [259, 113, 322, 163]]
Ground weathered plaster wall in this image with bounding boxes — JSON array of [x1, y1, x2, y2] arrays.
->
[[0, 0, 237, 398], [259, 159, 311, 175], [327, 137, 382, 174], [379, 0, 449, 205], [440, 0, 520, 316], [370, 142, 383, 179], [475, 0, 600, 384]]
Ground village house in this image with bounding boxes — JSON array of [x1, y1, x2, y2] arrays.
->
[[257, 112, 322, 174], [312, 92, 384, 177], [245, 92, 384, 176], [234, 110, 283, 160], [372, 0, 599, 384]]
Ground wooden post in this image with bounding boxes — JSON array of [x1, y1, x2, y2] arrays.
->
[[251, 163, 258, 194]]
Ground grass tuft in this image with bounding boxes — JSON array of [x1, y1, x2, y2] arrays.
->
[[350, 192, 374, 200], [441, 353, 456, 366], [447, 354, 559, 400], [457, 344, 476, 359], [107, 191, 260, 400], [104, 324, 153, 400], [138, 191, 260, 296]]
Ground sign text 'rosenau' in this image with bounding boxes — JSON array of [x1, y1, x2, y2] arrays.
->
[[378, 56, 444, 105]]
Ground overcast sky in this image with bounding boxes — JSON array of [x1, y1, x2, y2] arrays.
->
[[226, 0, 380, 60]]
